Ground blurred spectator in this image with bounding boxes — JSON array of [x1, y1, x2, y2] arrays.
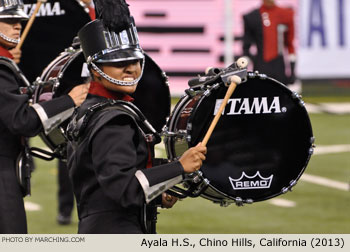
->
[[242, 0, 296, 86]]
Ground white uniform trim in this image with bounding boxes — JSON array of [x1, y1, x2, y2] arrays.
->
[[31, 103, 74, 135], [289, 54, 297, 62], [135, 170, 183, 203]]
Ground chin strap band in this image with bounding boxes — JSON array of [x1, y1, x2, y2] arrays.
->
[[0, 32, 20, 44], [90, 58, 145, 86]]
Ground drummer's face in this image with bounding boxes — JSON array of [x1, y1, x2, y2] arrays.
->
[[0, 19, 21, 48], [97, 60, 142, 94]]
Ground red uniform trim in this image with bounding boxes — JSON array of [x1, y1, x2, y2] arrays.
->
[[88, 81, 134, 102], [260, 4, 295, 62], [0, 46, 14, 59]]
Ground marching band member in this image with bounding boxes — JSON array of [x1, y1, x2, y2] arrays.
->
[[20, 0, 95, 226], [66, 0, 207, 234], [242, 0, 296, 85], [0, 0, 89, 234]]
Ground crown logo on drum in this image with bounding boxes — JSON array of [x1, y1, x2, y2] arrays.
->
[[229, 171, 273, 190]]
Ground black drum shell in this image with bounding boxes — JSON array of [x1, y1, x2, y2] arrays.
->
[[132, 55, 170, 133]]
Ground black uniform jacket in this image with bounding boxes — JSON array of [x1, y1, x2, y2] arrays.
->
[[0, 54, 75, 234], [67, 94, 184, 233]]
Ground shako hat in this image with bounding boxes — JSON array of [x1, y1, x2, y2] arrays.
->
[[0, 0, 29, 20], [78, 0, 144, 64]]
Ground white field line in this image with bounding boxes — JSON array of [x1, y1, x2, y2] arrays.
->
[[305, 103, 350, 114], [305, 103, 323, 114], [320, 103, 350, 114], [24, 201, 41, 211], [303, 144, 350, 191], [300, 174, 349, 191], [314, 144, 350, 155], [269, 199, 296, 208]]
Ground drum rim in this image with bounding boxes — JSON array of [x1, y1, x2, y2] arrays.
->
[[164, 94, 192, 160]]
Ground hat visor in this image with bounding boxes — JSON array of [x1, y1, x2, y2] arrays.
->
[[0, 9, 29, 20], [95, 49, 145, 63]]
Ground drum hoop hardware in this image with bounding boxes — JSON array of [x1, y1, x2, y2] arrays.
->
[[220, 69, 247, 85], [161, 128, 176, 137], [282, 179, 299, 194], [167, 171, 210, 199], [291, 91, 305, 107], [38, 52, 72, 82]]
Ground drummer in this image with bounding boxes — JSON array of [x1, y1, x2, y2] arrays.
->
[[65, 0, 206, 234], [0, 0, 89, 233]]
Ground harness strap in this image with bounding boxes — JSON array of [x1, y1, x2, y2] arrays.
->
[[67, 99, 160, 147], [0, 56, 33, 95]]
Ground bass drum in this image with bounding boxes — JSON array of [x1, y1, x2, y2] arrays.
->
[[164, 72, 314, 205], [33, 50, 170, 158]]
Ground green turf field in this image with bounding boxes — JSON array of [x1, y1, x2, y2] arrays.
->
[[25, 99, 350, 234]]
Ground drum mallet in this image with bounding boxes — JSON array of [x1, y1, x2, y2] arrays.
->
[[201, 75, 242, 147], [16, 0, 47, 50]]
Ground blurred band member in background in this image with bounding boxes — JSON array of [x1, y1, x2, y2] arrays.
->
[[242, 0, 296, 86]]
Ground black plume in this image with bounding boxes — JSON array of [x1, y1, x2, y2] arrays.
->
[[94, 0, 132, 32]]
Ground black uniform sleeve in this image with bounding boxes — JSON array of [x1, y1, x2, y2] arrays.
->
[[90, 115, 184, 207], [0, 65, 75, 136], [32, 95, 75, 134], [0, 66, 41, 136]]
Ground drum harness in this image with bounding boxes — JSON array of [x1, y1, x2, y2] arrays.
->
[[0, 56, 34, 97], [67, 99, 164, 234]]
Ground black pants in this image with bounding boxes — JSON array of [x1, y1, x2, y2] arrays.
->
[[253, 55, 290, 85], [0, 156, 27, 234], [78, 211, 144, 234], [58, 160, 74, 217]]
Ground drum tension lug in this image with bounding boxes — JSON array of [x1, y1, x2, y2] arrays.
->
[[211, 83, 221, 90], [310, 137, 316, 144], [282, 185, 294, 194], [309, 147, 314, 155], [234, 197, 244, 207], [246, 199, 253, 204], [290, 180, 297, 188], [292, 91, 301, 99], [203, 89, 211, 97], [220, 201, 230, 207], [258, 73, 267, 80]]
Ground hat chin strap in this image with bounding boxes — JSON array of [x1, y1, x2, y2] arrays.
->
[[0, 32, 20, 44], [90, 59, 145, 86]]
